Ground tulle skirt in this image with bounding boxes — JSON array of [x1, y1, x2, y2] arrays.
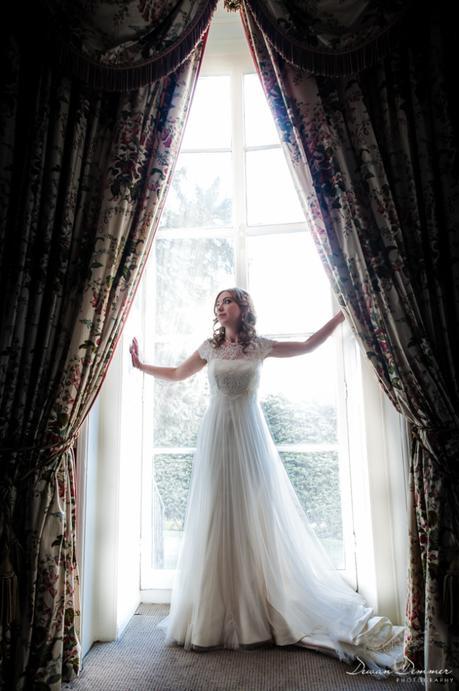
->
[[157, 393, 407, 673]]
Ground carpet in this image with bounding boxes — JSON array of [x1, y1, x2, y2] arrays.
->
[[63, 604, 424, 690]]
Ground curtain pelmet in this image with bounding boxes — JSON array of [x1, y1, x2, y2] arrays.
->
[[29, 0, 220, 91], [242, 0, 412, 77]]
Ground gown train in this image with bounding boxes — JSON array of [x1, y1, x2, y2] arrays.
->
[[157, 337, 408, 674]]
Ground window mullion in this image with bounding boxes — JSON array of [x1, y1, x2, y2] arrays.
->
[[245, 144, 280, 153], [231, 64, 248, 290], [156, 227, 233, 240], [245, 222, 308, 236], [180, 146, 232, 155]]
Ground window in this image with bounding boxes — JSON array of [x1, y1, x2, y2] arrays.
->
[[139, 53, 358, 592]]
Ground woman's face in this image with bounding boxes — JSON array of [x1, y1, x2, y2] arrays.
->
[[214, 291, 242, 329]]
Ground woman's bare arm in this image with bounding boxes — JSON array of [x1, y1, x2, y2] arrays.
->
[[268, 312, 345, 358], [129, 337, 206, 381]]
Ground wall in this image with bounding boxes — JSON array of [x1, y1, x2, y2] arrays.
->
[[77, 302, 144, 655], [354, 343, 409, 625]]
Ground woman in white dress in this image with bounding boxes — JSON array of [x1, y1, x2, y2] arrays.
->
[[129, 288, 408, 674]]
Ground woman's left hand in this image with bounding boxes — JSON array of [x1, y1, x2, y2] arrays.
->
[[129, 337, 142, 369]]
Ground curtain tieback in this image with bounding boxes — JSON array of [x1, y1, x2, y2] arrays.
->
[[413, 427, 459, 625], [0, 432, 79, 481], [410, 423, 459, 440], [0, 548, 18, 628], [0, 432, 78, 628], [442, 553, 459, 626], [410, 423, 459, 478]]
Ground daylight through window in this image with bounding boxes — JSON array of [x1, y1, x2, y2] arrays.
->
[[140, 66, 356, 591]]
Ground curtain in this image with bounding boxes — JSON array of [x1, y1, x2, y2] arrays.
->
[[0, 1, 215, 687], [240, 1, 459, 686]]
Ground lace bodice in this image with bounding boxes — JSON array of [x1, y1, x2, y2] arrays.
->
[[198, 337, 274, 399], [198, 337, 274, 362]]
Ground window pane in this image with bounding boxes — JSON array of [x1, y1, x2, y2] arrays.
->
[[160, 152, 232, 228], [181, 76, 231, 150], [152, 451, 345, 571], [246, 148, 304, 225], [260, 338, 338, 444], [152, 453, 193, 569], [244, 73, 278, 147], [153, 237, 234, 337], [280, 452, 344, 569], [248, 232, 332, 334], [152, 341, 209, 448]]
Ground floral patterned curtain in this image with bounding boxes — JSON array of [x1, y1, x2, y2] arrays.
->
[[0, 2, 213, 687], [240, 2, 459, 687], [42, 0, 217, 90]]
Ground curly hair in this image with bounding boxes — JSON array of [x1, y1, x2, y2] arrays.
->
[[210, 288, 257, 353]]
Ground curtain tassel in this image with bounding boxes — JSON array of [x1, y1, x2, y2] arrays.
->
[[0, 549, 18, 627], [224, 0, 242, 11]]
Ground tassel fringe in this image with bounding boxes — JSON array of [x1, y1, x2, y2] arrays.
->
[[245, 0, 411, 77], [44, 0, 219, 92]]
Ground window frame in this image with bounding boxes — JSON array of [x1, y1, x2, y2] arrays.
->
[[76, 8, 410, 636], [140, 50, 359, 592]]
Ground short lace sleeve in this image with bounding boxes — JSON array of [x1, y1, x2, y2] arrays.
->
[[198, 338, 212, 362], [257, 336, 275, 359]]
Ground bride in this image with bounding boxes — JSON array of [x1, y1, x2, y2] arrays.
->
[[129, 287, 407, 673]]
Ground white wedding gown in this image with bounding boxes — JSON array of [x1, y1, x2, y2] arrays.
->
[[158, 336, 407, 673]]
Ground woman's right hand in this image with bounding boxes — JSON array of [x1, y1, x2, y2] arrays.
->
[[129, 337, 142, 370]]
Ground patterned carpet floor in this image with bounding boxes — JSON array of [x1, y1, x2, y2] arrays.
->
[[63, 604, 424, 691]]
